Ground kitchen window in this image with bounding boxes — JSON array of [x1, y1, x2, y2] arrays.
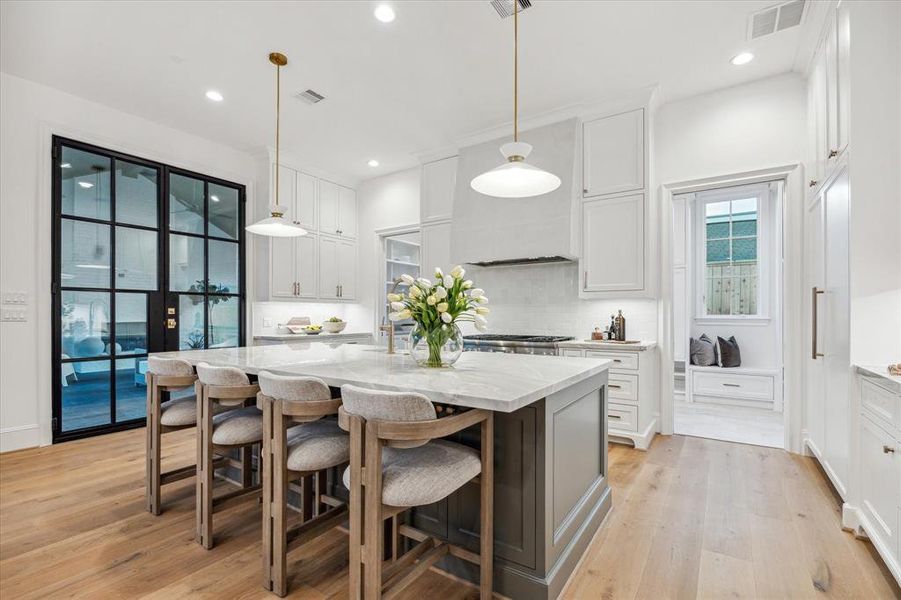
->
[[694, 183, 773, 319]]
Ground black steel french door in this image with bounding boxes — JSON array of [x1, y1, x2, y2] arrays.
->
[[51, 137, 245, 442]]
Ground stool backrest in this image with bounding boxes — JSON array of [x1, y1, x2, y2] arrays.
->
[[196, 362, 250, 386], [340, 384, 436, 422], [258, 371, 331, 402], [147, 356, 194, 377]]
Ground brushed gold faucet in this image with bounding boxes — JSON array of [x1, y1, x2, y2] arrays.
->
[[380, 277, 404, 354]]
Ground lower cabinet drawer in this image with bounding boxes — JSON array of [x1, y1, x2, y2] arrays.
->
[[861, 378, 898, 431], [608, 373, 638, 402], [608, 402, 638, 433], [585, 350, 639, 371], [691, 371, 774, 402], [560, 349, 583, 358]]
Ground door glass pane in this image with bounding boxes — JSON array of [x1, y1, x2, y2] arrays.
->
[[179, 294, 206, 349], [208, 239, 238, 292], [169, 234, 205, 291], [61, 359, 110, 431], [61, 147, 111, 220], [169, 174, 205, 234], [61, 291, 110, 359], [115, 357, 146, 422], [208, 296, 239, 348], [115, 293, 147, 355], [115, 227, 158, 290], [116, 161, 157, 227], [61, 219, 110, 288], [208, 184, 239, 240]]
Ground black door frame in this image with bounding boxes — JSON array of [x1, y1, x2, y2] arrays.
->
[[51, 136, 246, 443]]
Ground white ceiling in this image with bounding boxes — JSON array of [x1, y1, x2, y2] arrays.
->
[[0, 1, 809, 183]]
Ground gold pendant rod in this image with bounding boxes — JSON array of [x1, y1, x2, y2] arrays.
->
[[269, 52, 288, 210], [514, 0, 519, 142]]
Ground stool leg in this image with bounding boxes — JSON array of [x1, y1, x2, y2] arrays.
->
[[363, 421, 383, 599], [348, 416, 364, 600], [262, 398, 275, 591], [480, 413, 494, 600], [240, 445, 254, 488], [271, 407, 288, 596], [196, 383, 214, 549], [145, 375, 162, 515]]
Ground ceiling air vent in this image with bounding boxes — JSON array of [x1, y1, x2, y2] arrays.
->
[[294, 89, 325, 105], [490, 0, 531, 19], [748, 0, 806, 40]]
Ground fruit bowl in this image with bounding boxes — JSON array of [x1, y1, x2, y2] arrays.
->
[[302, 325, 322, 335], [322, 319, 346, 333]]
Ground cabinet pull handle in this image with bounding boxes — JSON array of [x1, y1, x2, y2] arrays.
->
[[884, 445, 895, 454], [828, 149, 838, 158], [584, 271, 588, 288], [613, 359, 622, 363], [583, 188, 589, 195], [609, 384, 622, 389], [608, 414, 621, 419], [812, 286, 825, 359], [723, 383, 741, 388], [339, 285, 343, 297], [809, 180, 818, 188]]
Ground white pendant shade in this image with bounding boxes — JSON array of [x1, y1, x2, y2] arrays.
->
[[246, 205, 308, 237], [470, 142, 561, 199]]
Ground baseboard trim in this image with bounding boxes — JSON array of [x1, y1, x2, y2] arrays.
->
[[849, 505, 901, 585], [0, 424, 41, 453]]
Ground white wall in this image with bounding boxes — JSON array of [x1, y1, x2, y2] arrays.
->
[[845, 0, 901, 364], [355, 167, 422, 335], [0, 72, 259, 451], [656, 74, 807, 372]]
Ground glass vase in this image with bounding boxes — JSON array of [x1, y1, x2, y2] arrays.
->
[[409, 322, 463, 368]]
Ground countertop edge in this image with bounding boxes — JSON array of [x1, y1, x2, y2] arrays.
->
[[856, 364, 901, 393], [557, 340, 657, 351]]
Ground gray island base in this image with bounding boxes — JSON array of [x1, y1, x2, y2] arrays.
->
[[152, 343, 612, 599]]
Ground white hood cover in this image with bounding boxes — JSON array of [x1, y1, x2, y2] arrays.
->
[[451, 119, 578, 266]]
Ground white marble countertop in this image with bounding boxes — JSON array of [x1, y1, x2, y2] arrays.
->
[[856, 364, 901, 393], [253, 331, 373, 341], [557, 340, 657, 351], [151, 343, 610, 413]]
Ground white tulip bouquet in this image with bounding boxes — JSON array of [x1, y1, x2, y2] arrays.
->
[[388, 265, 489, 367]]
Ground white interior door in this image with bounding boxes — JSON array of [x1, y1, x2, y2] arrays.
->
[[823, 166, 851, 497]]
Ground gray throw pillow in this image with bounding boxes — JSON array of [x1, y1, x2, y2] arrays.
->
[[717, 336, 742, 367], [690, 334, 718, 366]]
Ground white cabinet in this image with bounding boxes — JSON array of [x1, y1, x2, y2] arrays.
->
[[582, 108, 644, 198], [581, 194, 644, 292], [296, 172, 317, 230], [317, 236, 355, 300], [337, 186, 356, 238], [270, 233, 318, 299], [558, 344, 658, 450], [421, 156, 457, 223], [319, 180, 355, 238], [421, 221, 452, 274], [860, 414, 898, 552]]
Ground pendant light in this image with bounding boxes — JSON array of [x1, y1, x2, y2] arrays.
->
[[470, 1, 560, 199], [246, 52, 308, 237]]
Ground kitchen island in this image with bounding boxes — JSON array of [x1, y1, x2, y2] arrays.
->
[[152, 343, 611, 599]]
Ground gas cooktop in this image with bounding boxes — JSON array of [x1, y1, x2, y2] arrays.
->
[[464, 334, 574, 343]]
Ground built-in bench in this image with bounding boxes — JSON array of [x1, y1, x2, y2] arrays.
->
[[686, 364, 782, 411]]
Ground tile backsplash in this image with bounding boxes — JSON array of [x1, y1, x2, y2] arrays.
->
[[462, 262, 658, 341]]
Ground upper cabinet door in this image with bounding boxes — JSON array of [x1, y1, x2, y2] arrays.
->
[[421, 221, 452, 275], [824, 16, 839, 165], [319, 180, 339, 235], [296, 172, 318, 231], [583, 108, 644, 198], [337, 186, 357, 238], [295, 233, 318, 298], [337, 240, 357, 299], [275, 164, 296, 218], [318, 236, 339, 299], [836, 5, 850, 154], [581, 194, 644, 292], [812, 50, 829, 186], [269, 236, 297, 299], [421, 156, 458, 223]]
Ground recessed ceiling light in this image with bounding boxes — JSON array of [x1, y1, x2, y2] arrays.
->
[[60, 162, 71, 169], [730, 52, 755, 66], [367, 159, 380, 167], [78, 181, 94, 188], [374, 4, 395, 23], [205, 90, 224, 102], [210, 194, 220, 202]]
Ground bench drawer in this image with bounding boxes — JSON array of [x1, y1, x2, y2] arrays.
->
[[608, 373, 638, 402], [691, 370, 774, 402], [585, 350, 639, 371], [608, 402, 638, 433]]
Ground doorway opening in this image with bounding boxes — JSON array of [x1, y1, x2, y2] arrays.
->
[[672, 180, 784, 448]]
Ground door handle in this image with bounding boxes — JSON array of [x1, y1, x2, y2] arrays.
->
[[884, 445, 895, 454], [166, 318, 177, 330], [812, 286, 825, 359], [828, 149, 838, 158], [809, 180, 818, 188]]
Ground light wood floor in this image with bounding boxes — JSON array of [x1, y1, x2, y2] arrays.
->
[[1, 430, 898, 599]]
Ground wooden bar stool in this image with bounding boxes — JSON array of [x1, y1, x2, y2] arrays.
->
[[145, 357, 199, 515], [195, 362, 264, 549], [257, 371, 350, 597], [338, 384, 494, 600]]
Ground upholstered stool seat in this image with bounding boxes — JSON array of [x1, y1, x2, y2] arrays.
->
[[212, 406, 264, 446], [159, 396, 197, 426], [342, 440, 480, 507], [286, 419, 349, 472]]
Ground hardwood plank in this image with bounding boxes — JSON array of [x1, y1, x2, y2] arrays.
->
[[696, 549, 757, 599]]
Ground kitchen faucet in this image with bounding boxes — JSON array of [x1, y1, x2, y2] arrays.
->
[[379, 277, 404, 354]]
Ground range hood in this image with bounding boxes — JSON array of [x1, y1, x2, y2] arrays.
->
[[451, 119, 579, 267]]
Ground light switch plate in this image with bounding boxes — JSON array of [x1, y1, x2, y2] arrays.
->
[[1, 308, 27, 322]]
